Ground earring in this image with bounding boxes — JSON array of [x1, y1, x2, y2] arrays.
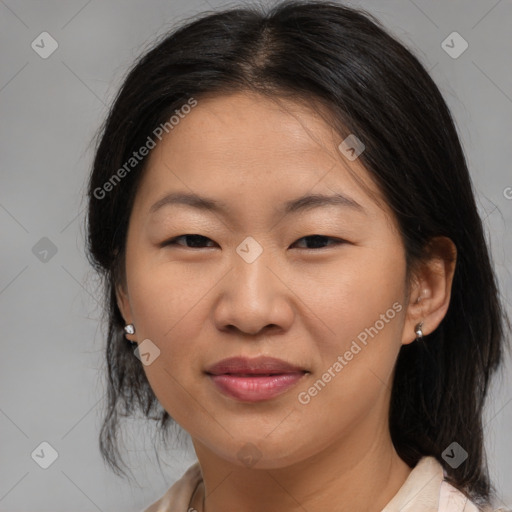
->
[[124, 324, 135, 335], [414, 322, 424, 341]]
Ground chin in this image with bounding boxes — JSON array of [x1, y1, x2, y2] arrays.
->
[[207, 435, 312, 470]]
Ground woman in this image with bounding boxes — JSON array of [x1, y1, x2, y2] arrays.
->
[[85, 1, 510, 510]]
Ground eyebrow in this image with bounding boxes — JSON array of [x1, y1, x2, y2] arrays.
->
[[149, 191, 366, 216]]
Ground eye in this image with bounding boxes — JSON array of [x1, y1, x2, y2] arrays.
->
[[291, 235, 344, 250], [162, 234, 216, 248]]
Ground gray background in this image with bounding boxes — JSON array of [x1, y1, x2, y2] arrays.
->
[[1, 0, 511, 510]]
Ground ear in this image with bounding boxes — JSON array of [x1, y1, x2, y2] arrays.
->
[[116, 282, 136, 342], [402, 236, 457, 345]]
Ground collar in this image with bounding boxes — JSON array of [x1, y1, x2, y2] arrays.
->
[[381, 456, 445, 512]]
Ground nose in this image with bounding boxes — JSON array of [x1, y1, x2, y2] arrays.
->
[[212, 245, 294, 337]]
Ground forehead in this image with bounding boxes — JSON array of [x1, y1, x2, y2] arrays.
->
[[133, 91, 394, 227]]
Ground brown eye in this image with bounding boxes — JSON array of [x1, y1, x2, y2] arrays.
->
[[162, 234, 216, 248], [291, 235, 344, 250]]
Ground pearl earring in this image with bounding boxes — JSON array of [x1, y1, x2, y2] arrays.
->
[[124, 324, 135, 335], [414, 322, 424, 341]]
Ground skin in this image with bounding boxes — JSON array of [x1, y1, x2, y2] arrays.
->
[[116, 91, 457, 512]]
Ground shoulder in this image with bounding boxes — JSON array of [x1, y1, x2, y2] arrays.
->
[[438, 480, 484, 512], [436, 462, 501, 512], [141, 461, 202, 512], [381, 456, 497, 512]]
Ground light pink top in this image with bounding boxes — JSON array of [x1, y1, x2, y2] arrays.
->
[[141, 456, 498, 512]]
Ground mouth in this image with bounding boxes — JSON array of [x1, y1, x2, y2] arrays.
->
[[205, 356, 309, 402]]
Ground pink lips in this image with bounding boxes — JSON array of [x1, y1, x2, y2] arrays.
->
[[206, 356, 308, 402]]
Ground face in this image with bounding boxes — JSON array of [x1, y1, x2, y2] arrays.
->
[[116, 91, 415, 469]]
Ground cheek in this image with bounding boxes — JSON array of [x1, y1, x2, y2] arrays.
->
[[125, 262, 217, 405], [295, 273, 405, 438], [126, 269, 207, 426], [300, 246, 405, 333], [303, 247, 406, 379], [127, 259, 213, 340]]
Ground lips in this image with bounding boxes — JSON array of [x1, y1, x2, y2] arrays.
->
[[205, 356, 308, 402], [205, 356, 306, 376]]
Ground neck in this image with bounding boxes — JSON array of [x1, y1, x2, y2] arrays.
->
[[191, 420, 412, 512]]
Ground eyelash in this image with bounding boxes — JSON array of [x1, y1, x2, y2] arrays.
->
[[162, 234, 345, 250]]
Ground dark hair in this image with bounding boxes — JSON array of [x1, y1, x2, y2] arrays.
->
[[85, 0, 510, 505]]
